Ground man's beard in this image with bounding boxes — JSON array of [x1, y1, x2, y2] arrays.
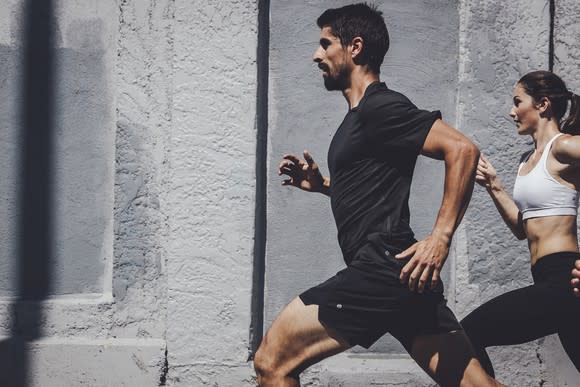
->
[[323, 63, 350, 91]]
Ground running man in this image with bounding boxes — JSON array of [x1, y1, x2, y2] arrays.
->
[[254, 4, 503, 386]]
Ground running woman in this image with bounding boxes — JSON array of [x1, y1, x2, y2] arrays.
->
[[462, 70, 580, 377]]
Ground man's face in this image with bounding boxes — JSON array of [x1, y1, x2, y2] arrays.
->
[[312, 26, 350, 91]]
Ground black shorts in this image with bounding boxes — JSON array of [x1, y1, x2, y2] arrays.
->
[[299, 241, 461, 349]]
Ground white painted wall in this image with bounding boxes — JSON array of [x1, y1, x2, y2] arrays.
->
[[165, 0, 258, 384]]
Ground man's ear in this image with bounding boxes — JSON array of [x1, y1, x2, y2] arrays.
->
[[351, 36, 364, 60]]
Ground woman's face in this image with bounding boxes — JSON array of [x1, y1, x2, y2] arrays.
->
[[510, 84, 541, 135]]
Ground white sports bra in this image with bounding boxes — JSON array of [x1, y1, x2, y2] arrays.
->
[[513, 133, 579, 220]]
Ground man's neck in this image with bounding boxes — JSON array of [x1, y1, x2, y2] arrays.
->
[[342, 68, 380, 109]]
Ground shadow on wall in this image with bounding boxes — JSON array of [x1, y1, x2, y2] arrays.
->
[[0, 0, 55, 386]]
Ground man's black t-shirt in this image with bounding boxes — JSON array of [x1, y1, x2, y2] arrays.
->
[[328, 81, 441, 263]]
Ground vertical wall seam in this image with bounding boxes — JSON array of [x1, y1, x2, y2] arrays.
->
[[549, 0, 555, 71], [249, 0, 270, 359], [161, 0, 176, 381]]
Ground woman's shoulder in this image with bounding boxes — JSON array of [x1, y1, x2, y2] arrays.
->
[[552, 133, 575, 149], [551, 133, 580, 165]]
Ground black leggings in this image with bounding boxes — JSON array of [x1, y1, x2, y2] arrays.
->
[[461, 252, 580, 377]]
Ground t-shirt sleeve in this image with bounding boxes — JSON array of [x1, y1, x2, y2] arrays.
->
[[360, 92, 441, 155]]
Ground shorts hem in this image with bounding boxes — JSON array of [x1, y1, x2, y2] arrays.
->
[[299, 293, 365, 347]]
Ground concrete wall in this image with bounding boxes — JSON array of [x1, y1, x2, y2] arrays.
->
[[458, 1, 550, 384], [0, 0, 257, 385], [545, 4, 580, 385], [165, 0, 258, 384], [0, 0, 579, 386], [0, 0, 111, 296], [0, 0, 168, 386]]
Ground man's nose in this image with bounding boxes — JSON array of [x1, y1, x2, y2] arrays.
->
[[313, 47, 322, 63]]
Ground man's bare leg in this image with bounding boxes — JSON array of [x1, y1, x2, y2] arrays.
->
[[254, 297, 351, 386], [411, 331, 505, 387]]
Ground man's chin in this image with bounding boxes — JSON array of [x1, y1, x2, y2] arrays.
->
[[323, 78, 342, 91]]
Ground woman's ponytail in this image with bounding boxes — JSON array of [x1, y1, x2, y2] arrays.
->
[[562, 92, 580, 135]]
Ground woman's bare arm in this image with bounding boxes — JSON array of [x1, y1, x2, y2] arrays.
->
[[477, 155, 526, 240]]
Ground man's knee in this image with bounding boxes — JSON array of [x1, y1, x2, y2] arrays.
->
[[253, 343, 270, 379], [253, 341, 280, 385], [254, 338, 301, 386]]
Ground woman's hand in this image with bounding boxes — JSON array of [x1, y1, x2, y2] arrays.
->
[[475, 154, 499, 190]]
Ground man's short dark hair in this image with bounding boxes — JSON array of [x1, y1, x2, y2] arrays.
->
[[317, 3, 389, 74]]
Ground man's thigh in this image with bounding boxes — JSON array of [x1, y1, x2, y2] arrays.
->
[[256, 297, 351, 377], [411, 331, 501, 387]]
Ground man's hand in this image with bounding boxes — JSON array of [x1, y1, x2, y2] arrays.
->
[[395, 234, 450, 293], [278, 150, 330, 195], [572, 260, 580, 297]]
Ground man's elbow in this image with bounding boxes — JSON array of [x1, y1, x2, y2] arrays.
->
[[461, 139, 480, 162], [447, 138, 480, 167]]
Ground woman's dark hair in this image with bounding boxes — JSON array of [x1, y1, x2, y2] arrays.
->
[[518, 70, 580, 135], [317, 3, 389, 74]]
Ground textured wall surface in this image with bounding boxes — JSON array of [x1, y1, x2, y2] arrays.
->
[[0, 1, 166, 385], [544, 1, 580, 385], [0, 0, 260, 385], [114, 0, 172, 345], [0, 0, 111, 295], [458, 0, 550, 385], [556, 0, 580, 89], [165, 0, 258, 385]]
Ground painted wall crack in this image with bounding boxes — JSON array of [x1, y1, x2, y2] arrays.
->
[[159, 346, 169, 386]]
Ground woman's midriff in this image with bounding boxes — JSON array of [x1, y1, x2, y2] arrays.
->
[[524, 215, 578, 265]]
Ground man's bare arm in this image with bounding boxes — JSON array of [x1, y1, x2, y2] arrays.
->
[[572, 260, 580, 297], [396, 119, 479, 292]]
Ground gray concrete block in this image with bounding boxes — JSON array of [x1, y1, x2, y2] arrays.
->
[[0, 338, 166, 387], [316, 353, 435, 387]]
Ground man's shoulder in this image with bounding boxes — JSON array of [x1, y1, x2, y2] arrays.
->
[[367, 85, 410, 102], [360, 86, 415, 116]]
